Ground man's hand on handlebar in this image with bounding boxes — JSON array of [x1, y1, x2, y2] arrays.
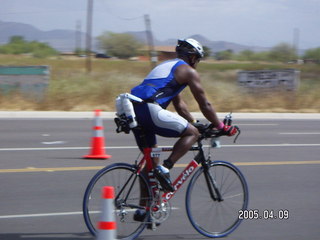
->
[[191, 114, 241, 142], [191, 121, 238, 136], [221, 125, 238, 136]]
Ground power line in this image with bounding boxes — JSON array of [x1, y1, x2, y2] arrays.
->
[[0, 10, 86, 15], [100, 0, 144, 21]]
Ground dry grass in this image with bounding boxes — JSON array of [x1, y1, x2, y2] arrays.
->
[[0, 55, 319, 112]]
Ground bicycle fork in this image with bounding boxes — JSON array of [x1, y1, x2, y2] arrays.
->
[[203, 165, 224, 202], [195, 148, 224, 202]]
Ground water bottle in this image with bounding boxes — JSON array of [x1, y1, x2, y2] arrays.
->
[[211, 137, 221, 148], [223, 113, 233, 126], [122, 96, 138, 128], [115, 95, 125, 117]]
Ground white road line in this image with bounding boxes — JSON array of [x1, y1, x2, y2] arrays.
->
[[279, 132, 320, 135], [0, 143, 319, 152], [0, 211, 84, 219], [0, 207, 180, 219], [1, 111, 320, 119], [222, 143, 320, 147], [41, 141, 67, 145]]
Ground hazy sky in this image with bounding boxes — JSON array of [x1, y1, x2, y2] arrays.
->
[[1, 0, 319, 49]]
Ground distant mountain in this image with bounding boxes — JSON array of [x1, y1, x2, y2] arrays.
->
[[0, 21, 87, 52], [0, 20, 271, 53], [125, 32, 270, 53], [174, 34, 270, 53]]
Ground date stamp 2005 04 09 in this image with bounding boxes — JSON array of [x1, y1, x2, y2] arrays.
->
[[238, 209, 289, 220]]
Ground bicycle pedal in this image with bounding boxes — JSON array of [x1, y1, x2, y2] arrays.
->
[[146, 221, 160, 230]]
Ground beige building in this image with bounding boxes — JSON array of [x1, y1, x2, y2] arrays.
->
[[140, 46, 177, 61]]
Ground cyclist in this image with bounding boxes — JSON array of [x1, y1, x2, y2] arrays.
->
[[131, 38, 237, 194]]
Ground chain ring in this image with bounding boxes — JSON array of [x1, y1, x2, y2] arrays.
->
[[150, 200, 171, 224]]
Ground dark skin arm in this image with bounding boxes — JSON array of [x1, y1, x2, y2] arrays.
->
[[173, 63, 221, 128], [172, 94, 194, 122]]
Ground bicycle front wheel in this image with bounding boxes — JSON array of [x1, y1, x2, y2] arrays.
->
[[186, 161, 248, 238], [83, 163, 152, 240]]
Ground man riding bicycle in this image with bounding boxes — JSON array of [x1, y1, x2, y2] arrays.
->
[[130, 38, 237, 194]]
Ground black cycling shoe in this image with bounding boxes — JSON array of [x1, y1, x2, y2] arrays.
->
[[133, 209, 160, 229], [133, 209, 147, 222], [153, 166, 175, 192]]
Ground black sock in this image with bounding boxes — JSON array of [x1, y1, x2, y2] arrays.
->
[[163, 159, 174, 170]]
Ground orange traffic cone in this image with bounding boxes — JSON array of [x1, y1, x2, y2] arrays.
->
[[83, 110, 112, 159]]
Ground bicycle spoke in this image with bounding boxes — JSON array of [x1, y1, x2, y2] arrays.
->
[[221, 175, 238, 195], [83, 164, 152, 240], [186, 162, 248, 238]]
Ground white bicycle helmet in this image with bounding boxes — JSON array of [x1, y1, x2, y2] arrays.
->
[[176, 38, 204, 58]]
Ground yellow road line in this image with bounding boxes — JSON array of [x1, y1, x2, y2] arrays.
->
[[175, 160, 320, 167], [234, 160, 320, 166], [1, 160, 320, 173], [0, 166, 103, 173]]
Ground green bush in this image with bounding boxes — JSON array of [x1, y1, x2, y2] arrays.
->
[[303, 47, 320, 61], [268, 43, 297, 62], [97, 32, 142, 59], [0, 36, 58, 58]]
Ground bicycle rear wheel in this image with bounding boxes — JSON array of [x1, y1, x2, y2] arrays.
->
[[83, 163, 152, 240], [186, 161, 248, 238]]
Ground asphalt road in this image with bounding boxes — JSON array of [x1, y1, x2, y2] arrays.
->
[[0, 115, 319, 240]]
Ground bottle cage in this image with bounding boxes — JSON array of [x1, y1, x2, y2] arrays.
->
[[114, 114, 131, 134]]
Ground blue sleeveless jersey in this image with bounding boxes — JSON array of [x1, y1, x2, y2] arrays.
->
[[131, 59, 188, 109]]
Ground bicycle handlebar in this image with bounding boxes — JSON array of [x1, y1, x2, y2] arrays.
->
[[194, 123, 241, 143]]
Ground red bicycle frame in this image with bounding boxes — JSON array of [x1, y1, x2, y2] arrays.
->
[[138, 147, 200, 203]]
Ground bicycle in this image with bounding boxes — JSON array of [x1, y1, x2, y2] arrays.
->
[[83, 114, 249, 240]]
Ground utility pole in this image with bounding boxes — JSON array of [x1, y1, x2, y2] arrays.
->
[[293, 28, 300, 56], [144, 14, 157, 69], [75, 20, 82, 54], [86, 0, 93, 73]]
